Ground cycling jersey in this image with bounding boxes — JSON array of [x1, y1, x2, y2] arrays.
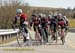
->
[[13, 13, 28, 25], [13, 13, 28, 33], [30, 18, 40, 26], [50, 18, 57, 26], [50, 18, 57, 33], [30, 17, 40, 31], [57, 18, 65, 29], [58, 19, 65, 26], [48, 18, 51, 25], [41, 18, 48, 28], [20, 13, 28, 20]]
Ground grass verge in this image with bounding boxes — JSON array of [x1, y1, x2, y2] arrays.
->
[[69, 18, 75, 28], [3, 48, 34, 51]]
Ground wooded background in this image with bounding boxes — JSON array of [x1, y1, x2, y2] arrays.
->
[[0, 0, 75, 28]]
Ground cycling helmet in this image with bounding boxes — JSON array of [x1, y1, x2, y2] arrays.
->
[[42, 14, 46, 18], [63, 16, 66, 19], [63, 16, 68, 21], [32, 13, 37, 17], [48, 15, 52, 18], [38, 13, 43, 17], [16, 9, 22, 14], [54, 12, 58, 16], [58, 13, 62, 16], [57, 13, 63, 19]]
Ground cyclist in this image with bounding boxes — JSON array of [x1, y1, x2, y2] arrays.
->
[[47, 15, 52, 35], [57, 13, 65, 41], [63, 16, 69, 33], [30, 13, 41, 42], [38, 13, 44, 36], [40, 14, 49, 42], [49, 15, 57, 40], [12, 9, 29, 43], [48, 15, 53, 26]]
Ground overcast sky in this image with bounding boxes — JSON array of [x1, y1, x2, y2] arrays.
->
[[19, 0, 75, 9], [1, 0, 75, 9]]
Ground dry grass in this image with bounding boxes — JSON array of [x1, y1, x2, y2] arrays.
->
[[3, 48, 34, 51], [69, 18, 75, 28]]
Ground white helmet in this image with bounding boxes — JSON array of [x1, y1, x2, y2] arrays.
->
[[58, 13, 62, 16], [63, 16, 66, 19], [42, 14, 46, 18], [48, 15, 52, 18], [63, 16, 68, 21], [54, 12, 58, 16], [16, 9, 22, 14], [39, 13, 43, 17]]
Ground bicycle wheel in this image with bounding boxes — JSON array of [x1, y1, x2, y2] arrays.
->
[[61, 36, 65, 45], [16, 29, 31, 47], [61, 30, 65, 45], [16, 33, 22, 47]]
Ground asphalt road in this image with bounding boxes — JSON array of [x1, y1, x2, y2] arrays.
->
[[0, 28, 75, 53]]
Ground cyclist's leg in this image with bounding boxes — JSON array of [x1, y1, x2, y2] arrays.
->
[[60, 25, 65, 41], [58, 25, 61, 36], [40, 27, 46, 43], [33, 25, 37, 38], [38, 27, 42, 41], [23, 26, 29, 42], [65, 26, 68, 36], [50, 25, 54, 39], [34, 26, 40, 42], [49, 25, 51, 36], [38, 27, 42, 38], [61, 25, 65, 45], [51, 24, 56, 40], [61, 25, 65, 36], [38, 27, 46, 43], [44, 28, 48, 42], [23, 35, 26, 43], [54, 26, 57, 40], [20, 25, 27, 43]]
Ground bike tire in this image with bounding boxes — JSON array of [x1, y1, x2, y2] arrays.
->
[[16, 33, 22, 47], [61, 35, 65, 45]]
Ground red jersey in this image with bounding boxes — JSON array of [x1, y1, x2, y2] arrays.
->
[[20, 13, 28, 20]]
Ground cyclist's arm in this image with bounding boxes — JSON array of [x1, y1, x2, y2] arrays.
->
[[30, 18, 33, 27], [30, 21, 33, 27], [66, 18, 69, 26], [13, 17, 17, 24], [12, 17, 17, 30]]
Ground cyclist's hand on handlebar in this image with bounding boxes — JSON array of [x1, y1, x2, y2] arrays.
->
[[11, 24, 16, 31]]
